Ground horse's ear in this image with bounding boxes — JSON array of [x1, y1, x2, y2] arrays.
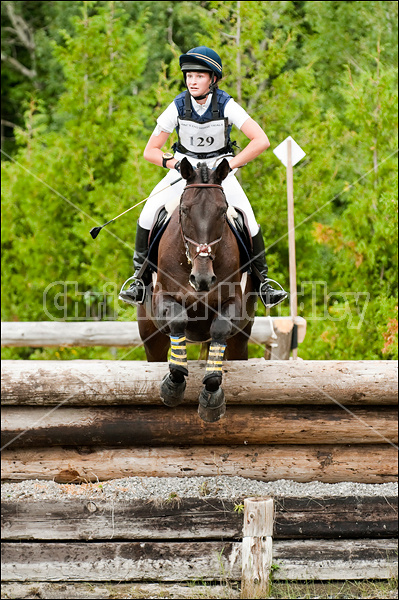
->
[[213, 158, 231, 184], [180, 157, 194, 181]]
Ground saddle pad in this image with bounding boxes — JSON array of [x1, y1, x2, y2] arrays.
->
[[147, 207, 172, 273], [227, 207, 253, 273]]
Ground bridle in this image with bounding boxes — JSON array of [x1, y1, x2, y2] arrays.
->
[[179, 183, 227, 263]]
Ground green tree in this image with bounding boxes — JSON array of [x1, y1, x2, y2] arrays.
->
[[2, 1, 151, 351], [309, 43, 398, 359], [301, 0, 398, 109], [2, 0, 398, 361], [1, 1, 83, 154]]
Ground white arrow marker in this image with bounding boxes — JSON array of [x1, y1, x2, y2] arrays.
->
[[273, 135, 306, 167]]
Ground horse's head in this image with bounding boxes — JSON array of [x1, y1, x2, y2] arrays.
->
[[179, 158, 231, 292]]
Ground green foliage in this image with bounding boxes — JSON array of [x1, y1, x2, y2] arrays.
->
[[1, 1, 398, 361]]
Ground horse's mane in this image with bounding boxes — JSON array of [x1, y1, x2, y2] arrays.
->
[[197, 162, 209, 183]]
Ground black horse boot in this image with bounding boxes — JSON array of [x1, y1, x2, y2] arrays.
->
[[252, 228, 288, 309], [119, 223, 151, 305]]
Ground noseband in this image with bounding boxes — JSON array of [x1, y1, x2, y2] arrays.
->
[[179, 183, 226, 262]]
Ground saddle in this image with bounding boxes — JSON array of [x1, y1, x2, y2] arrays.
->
[[145, 201, 253, 275]]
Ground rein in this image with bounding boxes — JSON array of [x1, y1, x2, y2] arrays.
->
[[179, 183, 226, 262]]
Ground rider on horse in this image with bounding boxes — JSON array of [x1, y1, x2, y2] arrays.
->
[[120, 46, 287, 308]]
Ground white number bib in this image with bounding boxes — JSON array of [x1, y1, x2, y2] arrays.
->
[[177, 117, 228, 154]]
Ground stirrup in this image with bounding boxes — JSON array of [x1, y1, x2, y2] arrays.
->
[[118, 275, 146, 305], [259, 278, 287, 309]]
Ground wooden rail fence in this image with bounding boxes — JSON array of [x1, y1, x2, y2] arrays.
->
[[2, 493, 398, 596], [1, 317, 307, 360], [1, 317, 307, 347]]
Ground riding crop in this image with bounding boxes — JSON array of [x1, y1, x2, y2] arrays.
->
[[89, 176, 183, 239]]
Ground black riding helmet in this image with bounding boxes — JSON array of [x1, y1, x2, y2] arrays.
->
[[179, 46, 223, 99], [179, 46, 223, 78]]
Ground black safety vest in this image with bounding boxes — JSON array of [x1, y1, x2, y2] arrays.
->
[[173, 90, 236, 159]]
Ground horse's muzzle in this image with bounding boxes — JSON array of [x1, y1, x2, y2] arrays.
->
[[189, 272, 217, 292]]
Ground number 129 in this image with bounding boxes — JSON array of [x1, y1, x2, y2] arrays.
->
[[190, 136, 215, 147]]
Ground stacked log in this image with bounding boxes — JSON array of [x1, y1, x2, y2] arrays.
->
[[1, 359, 397, 483]]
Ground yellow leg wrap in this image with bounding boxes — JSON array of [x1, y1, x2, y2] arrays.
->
[[169, 335, 188, 375], [205, 342, 226, 376]]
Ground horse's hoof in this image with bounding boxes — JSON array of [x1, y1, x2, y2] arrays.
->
[[198, 387, 226, 423], [160, 373, 186, 407]]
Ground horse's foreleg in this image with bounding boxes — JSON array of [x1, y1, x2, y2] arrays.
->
[[198, 306, 233, 423], [155, 297, 188, 407]]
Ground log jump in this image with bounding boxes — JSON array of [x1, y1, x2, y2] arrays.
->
[[2, 358, 397, 484], [2, 405, 397, 447], [2, 444, 397, 484], [2, 359, 397, 406]]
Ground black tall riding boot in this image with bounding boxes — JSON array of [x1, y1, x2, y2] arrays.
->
[[252, 228, 288, 309], [119, 223, 151, 305]]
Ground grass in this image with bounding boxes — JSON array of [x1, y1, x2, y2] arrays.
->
[[269, 579, 399, 599]]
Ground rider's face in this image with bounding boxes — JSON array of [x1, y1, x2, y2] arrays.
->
[[186, 71, 213, 99]]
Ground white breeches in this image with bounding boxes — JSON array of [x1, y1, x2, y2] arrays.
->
[[138, 153, 259, 236]]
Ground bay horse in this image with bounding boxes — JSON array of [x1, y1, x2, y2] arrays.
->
[[137, 158, 256, 422]]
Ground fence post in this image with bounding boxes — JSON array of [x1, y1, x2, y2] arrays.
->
[[241, 497, 274, 599]]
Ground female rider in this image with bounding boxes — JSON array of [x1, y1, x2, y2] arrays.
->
[[120, 46, 287, 308]]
